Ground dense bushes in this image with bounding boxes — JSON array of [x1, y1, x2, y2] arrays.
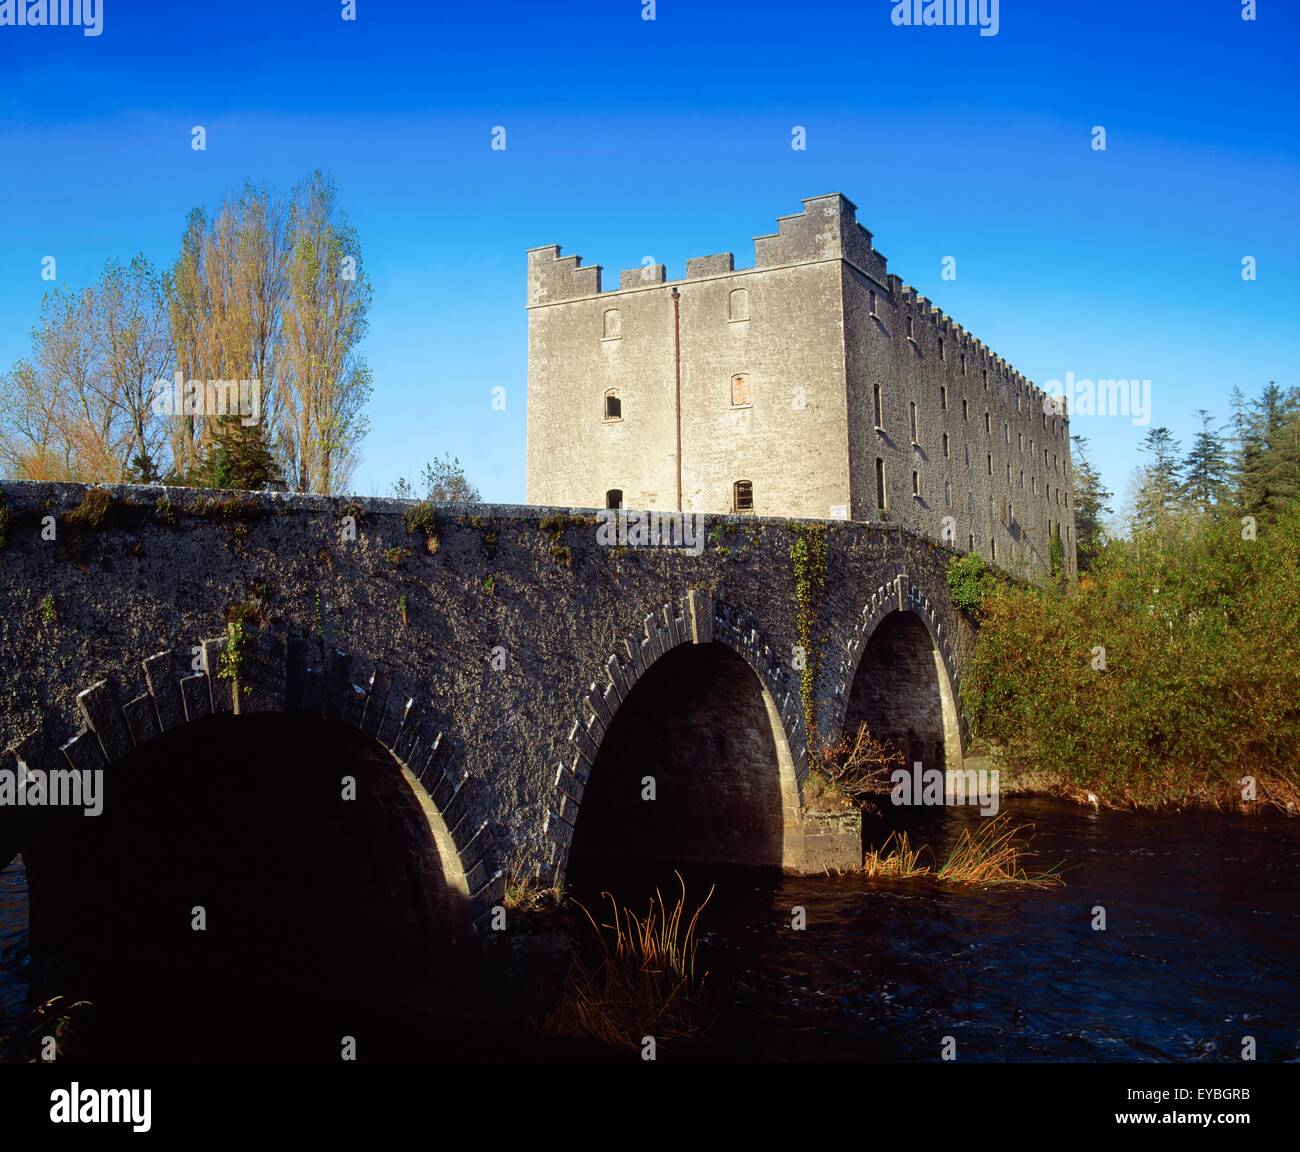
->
[[965, 503, 1300, 810], [945, 552, 1000, 616]]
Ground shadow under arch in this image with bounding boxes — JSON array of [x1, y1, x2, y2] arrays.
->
[[546, 591, 807, 888], [18, 710, 474, 1060], [3, 633, 486, 1058], [567, 641, 800, 880], [833, 580, 964, 775]]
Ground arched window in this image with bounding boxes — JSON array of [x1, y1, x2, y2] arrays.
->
[[728, 288, 750, 322], [730, 374, 752, 407], [603, 389, 622, 421], [605, 489, 623, 509], [603, 308, 622, 339], [732, 479, 754, 513]]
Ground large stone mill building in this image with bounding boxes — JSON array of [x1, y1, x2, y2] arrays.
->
[[525, 193, 1077, 577]]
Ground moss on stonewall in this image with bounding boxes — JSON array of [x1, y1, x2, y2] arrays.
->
[[155, 493, 177, 526], [64, 488, 111, 529], [540, 513, 593, 569], [403, 502, 442, 554], [192, 493, 263, 522]]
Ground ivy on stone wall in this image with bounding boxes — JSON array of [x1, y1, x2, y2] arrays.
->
[[790, 523, 829, 751]]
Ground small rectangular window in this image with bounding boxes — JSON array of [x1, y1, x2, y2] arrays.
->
[[909, 401, 919, 443], [939, 338, 945, 361], [875, 457, 886, 511], [912, 469, 921, 498], [940, 386, 947, 411], [942, 432, 950, 459], [873, 384, 884, 428], [605, 489, 623, 509], [733, 479, 754, 513], [987, 453, 993, 476], [984, 411, 991, 435], [869, 289, 877, 316], [962, 399, 969, 421]]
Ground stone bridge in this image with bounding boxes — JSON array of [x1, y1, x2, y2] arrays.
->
[[0, 482, 972, 947]]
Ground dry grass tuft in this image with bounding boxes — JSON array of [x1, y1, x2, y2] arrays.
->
[[863, 830, 929, 878], [863, 815, 1065, 888], [934, 814, 1064, 887], [544, 871, 715, 1051]]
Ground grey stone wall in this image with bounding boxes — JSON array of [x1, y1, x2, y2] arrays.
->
[[0, 482, 975, 910], [526, 193, 1078, 578]]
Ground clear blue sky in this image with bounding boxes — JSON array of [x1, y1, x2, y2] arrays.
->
[[1, 0, 1296, 510]]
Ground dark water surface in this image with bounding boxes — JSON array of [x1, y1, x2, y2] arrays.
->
[[1, 798, 1296, 1061]]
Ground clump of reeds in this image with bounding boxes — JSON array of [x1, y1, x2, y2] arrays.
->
[[863, 830, 929, 878], [545, 871, 715, 1051], [863, 815, 1064, 888], [934, 814, 1063, 887]]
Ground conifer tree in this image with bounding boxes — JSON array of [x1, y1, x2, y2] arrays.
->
[[1181, 409, 1232, 515]]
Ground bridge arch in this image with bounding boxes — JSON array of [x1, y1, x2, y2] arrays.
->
[[543, 590, 809, 885], [829, 574, 965, 772], [4, 629, 489, 933]]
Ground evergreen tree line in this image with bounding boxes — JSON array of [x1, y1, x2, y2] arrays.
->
[[1067, 380, 1300, 571], [0, 171, 372, 495]]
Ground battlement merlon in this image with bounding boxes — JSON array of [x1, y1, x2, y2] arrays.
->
[[753, 193, 890, 284], [527, 245, 602, 306]]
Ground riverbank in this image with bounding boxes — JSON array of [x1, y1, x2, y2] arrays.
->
[[961, 740, 1298, 815]]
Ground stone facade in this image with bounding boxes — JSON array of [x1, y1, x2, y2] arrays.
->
[[0, 482, 974, 931], [526, 193, 1077, 578]]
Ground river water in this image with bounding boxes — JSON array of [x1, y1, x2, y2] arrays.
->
[[2, 798, 1297, 1061]]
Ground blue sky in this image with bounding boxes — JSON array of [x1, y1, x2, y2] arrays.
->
[[0, 0, 1296, 511]]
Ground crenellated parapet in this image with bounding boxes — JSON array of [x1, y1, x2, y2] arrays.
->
[[527, 244, 602, 305]]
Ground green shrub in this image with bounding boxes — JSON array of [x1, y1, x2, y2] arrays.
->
[[965, 503, 1300, 810], [946, 552, 998, 616]]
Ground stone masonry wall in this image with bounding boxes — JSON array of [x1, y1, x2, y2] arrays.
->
[[0, 482, 975, 913], [526, 193, 1078, 579]]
